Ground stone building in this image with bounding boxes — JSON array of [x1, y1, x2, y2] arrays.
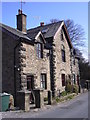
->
[[1, 9, 80, 106]]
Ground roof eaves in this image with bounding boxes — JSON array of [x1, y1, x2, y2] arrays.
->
[[0, 23, 31, 41], [63, 23, 73, 49], [1, 27, 19, 40]]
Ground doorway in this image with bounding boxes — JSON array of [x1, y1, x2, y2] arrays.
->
[[27, 75, 34, 103]]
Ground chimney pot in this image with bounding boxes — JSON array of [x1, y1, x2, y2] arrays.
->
[[18, 9, 22, 14], [40, 22, 44, 26]]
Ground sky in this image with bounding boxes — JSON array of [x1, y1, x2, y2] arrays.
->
[[0, 2, 88, 60]]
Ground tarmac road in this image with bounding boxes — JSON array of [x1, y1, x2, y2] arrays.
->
[[2, 91, 88, 119]]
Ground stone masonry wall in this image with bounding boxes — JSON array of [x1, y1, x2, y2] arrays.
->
[[2, 31, 50, 103], [2, 32, 20, 98], [53, 28, 71, 93], [20, 42, 50, 97], [72, 57, 80, 84]]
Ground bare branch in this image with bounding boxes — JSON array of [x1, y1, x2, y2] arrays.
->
[[50, 19, 85, 48]]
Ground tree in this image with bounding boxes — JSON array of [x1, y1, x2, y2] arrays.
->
[[50, 19, 59, 23], [65, 19, 85, 48], [50, 19, 85, 49], [75, 48, 90, 87], [79, 59, 90, 88]]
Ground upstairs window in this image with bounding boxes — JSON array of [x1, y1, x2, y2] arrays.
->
[[62, 50, 66, 62], [62, 74, 65, 86], [61, 45, 66, 62], [40, 74, 47, 89], [73, 58, 75, 65], [61, 30, 64, 41], [37, 43, 43, 58], [73, 74, 76, 84]]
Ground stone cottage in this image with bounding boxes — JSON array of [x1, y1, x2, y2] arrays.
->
[[1, 9, 80, 107]]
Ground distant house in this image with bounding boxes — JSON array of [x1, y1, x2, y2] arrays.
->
[[1, 9, 80, 106]]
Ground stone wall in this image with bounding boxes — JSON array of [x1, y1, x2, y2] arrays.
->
[[75, 58, 79, 76], [53, 27, 71, 93], [2, 32, 20, 98], [19, 42, 50, 94], [2, 31, 50, 105], [72, 57, 80, 85], [2, 24, 80, 103]]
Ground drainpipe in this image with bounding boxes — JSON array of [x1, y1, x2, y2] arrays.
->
[[14, 38, 21, 106]]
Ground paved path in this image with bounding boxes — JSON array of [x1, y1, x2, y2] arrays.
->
[[1, 92, 88, 119]]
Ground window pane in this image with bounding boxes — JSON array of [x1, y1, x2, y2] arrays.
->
[[73, 74, 76, 84], [61, 31, 64, 41], [37, 44, 39, 57], [41, 74, 47, 89], [39, 51, 41, 58], [43, 81, 45, 88], [41, 81, 43, 88], [62, 74, 65, 86], [61, 33, 63, 40], [38, 43, 41, 50], [37, 43, 43, 58], [62, 50, 66, 62], [73, 58, 75, 65]]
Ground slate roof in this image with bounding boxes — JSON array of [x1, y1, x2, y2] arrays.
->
[[0, 21, 73, 49], [27, 21, 63, 39], [0, 21, 72, 48], [0, 23, 31, 40], [0, 21, 63, 41], [27, 29, 40, 40]]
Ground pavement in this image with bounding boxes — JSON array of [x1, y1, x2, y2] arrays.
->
[[1, 91, 89, 119]]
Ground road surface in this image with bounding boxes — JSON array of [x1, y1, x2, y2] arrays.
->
[[2, 92, 88, 119]]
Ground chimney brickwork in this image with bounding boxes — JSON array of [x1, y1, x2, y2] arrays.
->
[[17, 9, 27, 33]]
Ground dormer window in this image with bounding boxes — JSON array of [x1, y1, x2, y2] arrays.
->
[[37, 43, 43, 58]]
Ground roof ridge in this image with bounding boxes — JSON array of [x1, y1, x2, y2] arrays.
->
[[27, 20, 63, 31]]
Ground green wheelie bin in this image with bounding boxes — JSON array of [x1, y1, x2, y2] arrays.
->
[[0, 93, 10, 111]]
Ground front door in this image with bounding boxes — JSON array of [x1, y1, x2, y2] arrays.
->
[[27, 75, 34, 103]]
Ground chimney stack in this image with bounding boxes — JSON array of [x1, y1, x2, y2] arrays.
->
[[40, 22, 44, 26], [16, 9, 27, 33]]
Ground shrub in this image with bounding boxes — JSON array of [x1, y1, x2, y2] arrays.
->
[[65, 79, 73, 93], [65, 84, 73, 93], [56, 97, 60, 102], [73, 85, 79, 94], [66, 79, 71, 85], [61, 91, 67, 96], [44, 97, 48, 101], [67, 95, 74, 100]]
